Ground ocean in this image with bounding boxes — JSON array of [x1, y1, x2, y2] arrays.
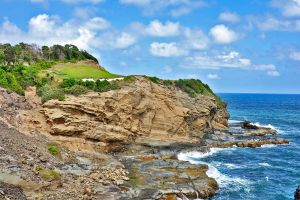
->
[[179, 93, 300, 200]]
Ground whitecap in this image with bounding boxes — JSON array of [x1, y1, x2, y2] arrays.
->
[[229, 119, 243, 124], [207, 165, 251, 188], [224, 163, 240, 169], [250, 122, 275, 130], [177, 148, 227, 164], [259, 162, 271, 167], [260, 144, 277, 148]]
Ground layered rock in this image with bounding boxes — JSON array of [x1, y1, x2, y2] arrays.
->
[[19, 77, 229, 152]]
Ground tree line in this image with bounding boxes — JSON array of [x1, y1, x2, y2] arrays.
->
[[0, 43, 98, 66]]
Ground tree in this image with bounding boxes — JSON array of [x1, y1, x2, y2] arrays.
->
[[0, 49, 5, 66]]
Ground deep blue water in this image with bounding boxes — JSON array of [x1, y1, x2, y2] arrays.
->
[[184, 94, 300, 200]]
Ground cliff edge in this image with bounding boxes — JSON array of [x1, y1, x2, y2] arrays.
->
[[19, 76, 229, 153]]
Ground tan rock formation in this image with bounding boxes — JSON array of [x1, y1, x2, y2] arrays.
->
[[19, 77, 229, 152]]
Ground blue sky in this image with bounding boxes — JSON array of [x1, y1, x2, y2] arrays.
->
[[0, 0, 300, 93]]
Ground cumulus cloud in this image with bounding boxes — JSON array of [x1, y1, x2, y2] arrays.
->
[[210, 24, 239, 44], [219, 12, 240, 23], [83, 17, 110, 30], [119, 0, 206, 16], [150, 42, 186, 57], [290, 51, 300, 60], [183, 28, 209, 50], [0, 14, 136, 52], [31, 0, 104, 4], [207, 73, 219, 80], [145, 20, 180, 37], [182, 51, 279, 76], [253, 16, 300, 32], [271, 0, 300, 17]]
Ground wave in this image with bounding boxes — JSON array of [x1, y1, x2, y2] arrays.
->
[[207, 165, 251, 189], [178, 148, 251, 192], [250, 122, 284, 134], [177, 148, 229, 164], [229, 119, 243, 124], [260, 144, 277, 148], [259, 162, 271, 167], [224, 163, 240, 169]]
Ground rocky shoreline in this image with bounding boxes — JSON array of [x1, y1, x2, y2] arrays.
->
[[0, 78, 290, 200]]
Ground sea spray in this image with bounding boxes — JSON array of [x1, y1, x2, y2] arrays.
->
[[178, 148, 251, 190]]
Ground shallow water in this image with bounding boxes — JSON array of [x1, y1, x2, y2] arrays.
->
[[180, 93, 300, 200]]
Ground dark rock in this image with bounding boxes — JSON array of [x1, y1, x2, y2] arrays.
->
[[295, 185, 300, 200], [242, 121, 258, 130], [0, 182, 27, 200]]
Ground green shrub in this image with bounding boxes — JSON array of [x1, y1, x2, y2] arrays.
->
[[65, 85, 89, 96], [48, 145, 59, 156], [79, 80, 95, 90], [145, 76, 160, 84], [124, 75, 135, 82], [38, 84, 65, 103], [174, 79, 226, 107], [162, 80, 173, 86], [36, 166, 60, 180], [60, 78, 76, 88], [95, 80, 119, 92]]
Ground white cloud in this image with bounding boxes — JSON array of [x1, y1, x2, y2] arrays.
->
[[0, 14, 116, 52], [29, 14, 58, 36], [115, 32, 136, 49], [219, 12, 240, 23], [150, 42, 186, 57], [119, 0, 206, 16], [145, 20, 180, 37], [32, 0, 105, 4], [83, 17, 110, 30], [120, 61, 127, 66], [207, 73, 219, 80], [182, 51, 279, 76], [62, 0, 104, 3], [183, 28, 209, 50], [254, 16, 300, 32], [210, 24, 239, 44], [272, 0, 300, 17], [290, 51, 300, 60], [267, 70, 280, 76]]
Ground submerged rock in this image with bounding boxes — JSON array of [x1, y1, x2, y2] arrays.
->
[[295, 185, 300, 200]]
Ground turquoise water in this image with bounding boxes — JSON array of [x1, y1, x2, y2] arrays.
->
[[182, 94, 300, 200]]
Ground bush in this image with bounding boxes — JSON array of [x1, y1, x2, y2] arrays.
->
[[36, 166, 60, 180], [65, 85, 89, 96], [48, 145, 59, 156], [38, 84, 65, 103], [162, 80, 173, 86], [79, 80, 95, 90], [145, 76, 160, 84], [174, 79, 226, 107], [60, 78, 76, 88], [95, 80, 119, 92]]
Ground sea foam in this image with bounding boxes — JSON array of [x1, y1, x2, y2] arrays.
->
[[178, 148, 251, 190]]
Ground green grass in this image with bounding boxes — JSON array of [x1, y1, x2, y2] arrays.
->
[[37, 166, 61, 180], [52, 62, 119, 79], [48, 144, 59, 156]]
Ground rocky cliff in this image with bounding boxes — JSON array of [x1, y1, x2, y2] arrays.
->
[[19, 76, 229, 153]]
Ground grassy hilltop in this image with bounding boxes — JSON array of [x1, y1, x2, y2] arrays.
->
[[0, 43, 225, 106]]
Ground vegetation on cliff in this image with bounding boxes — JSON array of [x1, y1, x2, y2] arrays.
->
[[145, 76, 226, 107], [0, 43, 118, 100], [0, 43, 225, 106]]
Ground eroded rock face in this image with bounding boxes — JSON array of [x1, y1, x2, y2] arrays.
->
[[20, 77, 229, 152]]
